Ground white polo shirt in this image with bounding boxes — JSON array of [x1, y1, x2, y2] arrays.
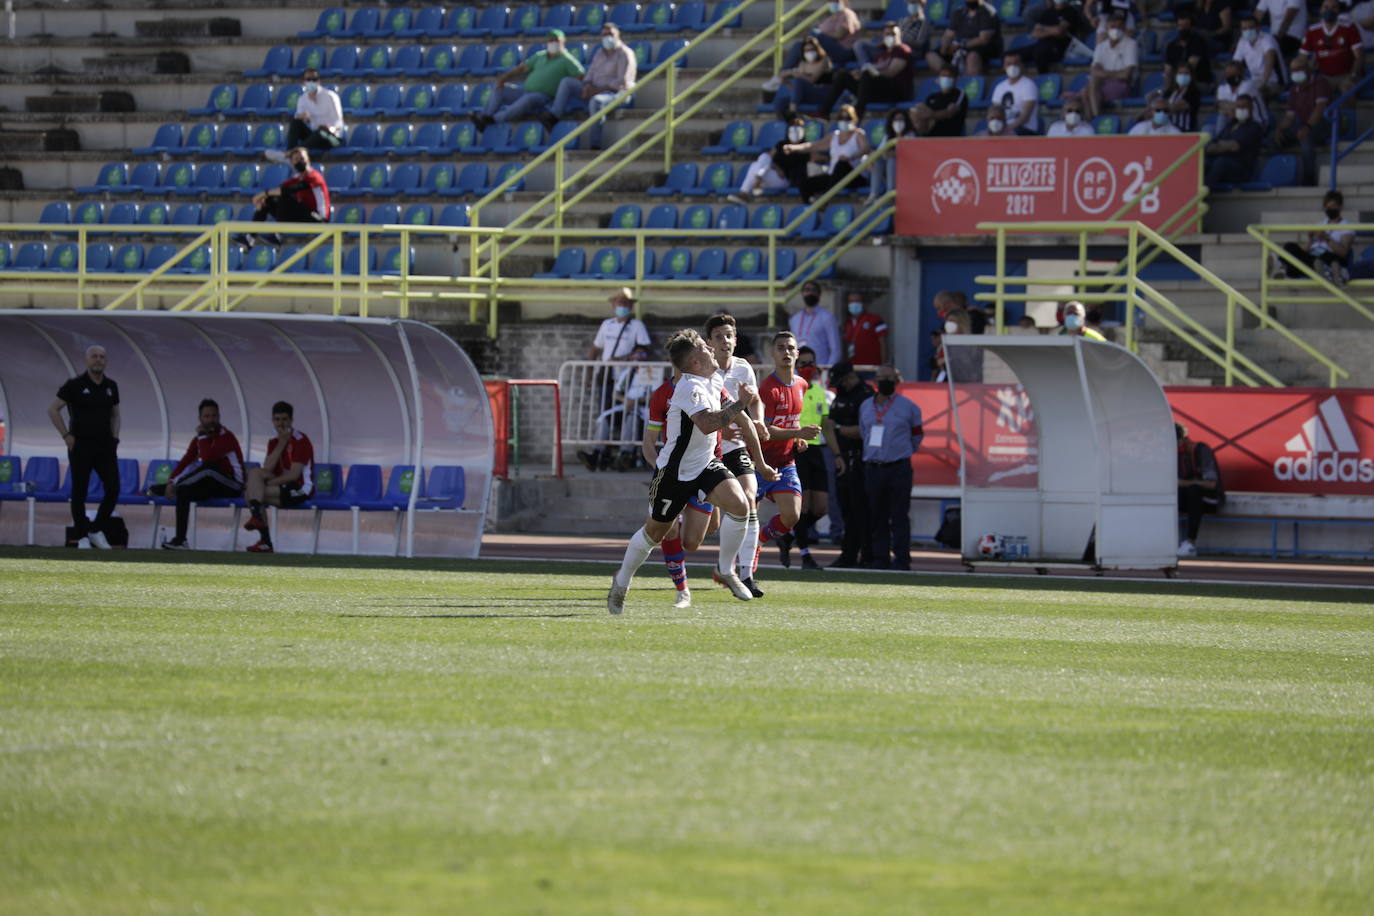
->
[[989, 75, 1041, 133], [295, 87, 346, 132]]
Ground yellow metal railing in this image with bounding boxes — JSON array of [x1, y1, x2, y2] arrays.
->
[[976, 220, 1350, 388], [1250, 223, 1374, 325]]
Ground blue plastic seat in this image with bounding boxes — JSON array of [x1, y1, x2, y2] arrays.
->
[[138, 203, 169, 227], [1093, 113, 1121, 135], [750, 204, 784, 231], [481, 42, 524, 75], [221, 163, 261, 198], [715, 203, 748, 230], [189, 162, 226, 195], [128, 162, 162, 193], [422, 466, 466, 509], [201, 202, 235, 225], [687, 162, 733, 196], [537, 119, 581, 152], [1036, 73, 1063, 108], [40, 201, 70, 226], [245, 122, 287, 155], [189, 84, 237, 116], [339, 7, 380, 38], [745, 121, 787, 155], [648, 247, 693, 279], [335, 203, 366, 226], [378, 122, 414, 154], [85, 243, 114, 272], [544, 4, 576, 32], [618, 248, 654, 279], [227, 83, 273, 116], [784, 204, 816, 237], [462, 123, 510, 155], [106, 202, 139, 226], [320, 44, 361, 78], [398, 162, 449, 198], [159, 162, 197, 196], [442, 5, 479, 37], [1241, 155, 1299, 191], [245, 44, 294, 77], [465, 82, 495, 113], [72, 201, 105, 229], [959, 75, 987, 110], [710, 0, 742, 27], [298, 6, 346, 38], [366, 465, 423, 510], [270, 85, 303, 117], [401, 203, 434, 227], [112, 243, 144, 273], [322, 162, 356, 197], [386, 163, 423, 195], [629, 39, 653, 70], [171, 122, 218, 158], [378, 246, 414, 274], [581, 247, 624, 278], [344, 163, 390, 197], [659, 38, 689, 67], [641, 1, 674, 31], [335, 123, 380, 159], [674, 0, 707, 30], [453, 44, 489, 76], [399, 6, 445, 38], [361, 45, 400, 77], [454, 163, 489, 195], [646, 203, 679, 231], [133, 123, 183, 156], [339, 84, 373, 115], [0, 243, 10, 270], [376, 6, 413, 36], [435, 84, 468, 114], [466, 5, 510, 37], [496, 121, 545, 153], [681, 203, 713, 230], [171, 203, 203, 226], [438, 203, 471, 227], [11, 242, 48, 270], [215, 124, 251, 159], [572, 3, 608, 32], [490, 162, 526, 193], [143, 244, 177, 272], [535, 247, 587, 278], [648, 162, 697, 195], [368, 203, 402, 230], [608, 204, 643, 231], [240, 245, 277, 272], [403, 84, 439, 115], [504, 4, 541, 35], [612, 1, 646, 32], [725, 247, 765, 279], [703, 120, 752, 155], [76, 162, 129, 194], [310, 464, 383, 511], [393, 45, 426, 77], [22, 457, 62, 500], [693, 247, 726, 278]]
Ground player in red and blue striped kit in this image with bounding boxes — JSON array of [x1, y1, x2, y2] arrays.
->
[[752, 332, 821, 575]]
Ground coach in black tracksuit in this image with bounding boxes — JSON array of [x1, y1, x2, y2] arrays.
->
[[822, 360, 874, 569], [48, 344, 121, 548]]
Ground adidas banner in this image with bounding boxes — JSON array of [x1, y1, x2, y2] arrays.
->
[[894, 135, 1204, 237]]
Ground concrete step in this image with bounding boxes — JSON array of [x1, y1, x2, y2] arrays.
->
[[133, 17, 241, 39]]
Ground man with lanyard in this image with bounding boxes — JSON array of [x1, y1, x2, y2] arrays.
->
[[789, 346, 830, 571], [580, 287, 652, 471], [788, 280, 842, 367], [704, 313, 776, 597], [751, 332, 822, 581], [608, 329, 760, 614], [823, 360, 874, 568], [857, 365, 923, 570], [48, 344, 121, 549]]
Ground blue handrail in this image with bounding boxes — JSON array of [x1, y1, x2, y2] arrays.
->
[[1326, 70, 1374, 189]]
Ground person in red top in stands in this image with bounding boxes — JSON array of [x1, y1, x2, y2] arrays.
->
[[842, 290, 889, 368], [752, 331, 822, 574], [1301, 1, 1364, 89], [152, 398, 245, 550], [242, 146, 331, 248], [243, 400, 316, 554]]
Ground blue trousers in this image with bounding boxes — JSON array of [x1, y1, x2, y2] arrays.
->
[[483, 85, 552, 123]]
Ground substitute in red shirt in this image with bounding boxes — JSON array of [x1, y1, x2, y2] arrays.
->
[[1301, 10, 1363, 81], [843, 293, 889, 367], [156, 398, 245, 549]]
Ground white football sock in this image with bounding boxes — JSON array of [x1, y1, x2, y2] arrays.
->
[[718, 511, 750, 576], [735, 509, 759, 577], [615, 526, 657, 589]]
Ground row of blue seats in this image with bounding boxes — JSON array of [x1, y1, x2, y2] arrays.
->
[[535, 244, 841, 281], [0, 456, 466, 552], [607, 201, 876, 236], [0, 241, 415, 275], [298, 1, 741, 43], [652, 161, 877, 197], [81, 160, 526, 198], [37, 201, 475, 232], [247, 37, 686, 81], [135, 120, 577, 162], [195, 81, 507, 120]]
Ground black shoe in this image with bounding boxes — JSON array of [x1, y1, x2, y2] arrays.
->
[[261, 233, 283, 248], [577, 450, 599, 471], [612, 452, 637, 472], [741, 576, 764, 598], [777, 533, 793, 568], [827, 556, 857, 569], [471, 113, 491, 131], [800, 554, 821, 571], [539, 110, 559, 132], [231, 232, 254, 248]]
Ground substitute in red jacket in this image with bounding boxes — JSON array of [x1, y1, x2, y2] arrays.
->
[[153, 398, 245, 550], [241, 146, 330, 248]]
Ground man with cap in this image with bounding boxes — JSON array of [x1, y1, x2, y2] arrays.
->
[[549, 22, 637, 147], [581, 288, 652, 471], [474, 28, 586, 131], [822, 359, 874, 568]]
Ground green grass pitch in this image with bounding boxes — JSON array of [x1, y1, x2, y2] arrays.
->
[[1, 548, 1371, 914]]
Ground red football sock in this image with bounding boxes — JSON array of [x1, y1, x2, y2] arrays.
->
[[661, 534, 688, 591]]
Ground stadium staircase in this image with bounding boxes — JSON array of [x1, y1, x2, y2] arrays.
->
[[3, 0, 1374, 386]]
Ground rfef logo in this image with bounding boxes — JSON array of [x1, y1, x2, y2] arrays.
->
[[1273, 396, 1373, 483]]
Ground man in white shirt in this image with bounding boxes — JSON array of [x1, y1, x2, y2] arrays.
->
[[989, 51, 1041, 135], [1235, 12, 1285, 98], [1257, 0, 1307, 58], [580, 287, 653, 471], [1128, 97, 1182, 135], [607, 329, 760, 613], [1087, 12, 1137, 118], [1217, 59, 1270, 130], [1046, 98, 1095, 136], [269, 68, 345, 163]]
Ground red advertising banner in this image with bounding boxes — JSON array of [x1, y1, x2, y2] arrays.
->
[[892, 383, 1374, 497], [894, 135, 1203, 236]]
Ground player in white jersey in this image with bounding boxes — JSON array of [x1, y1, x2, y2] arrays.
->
[[704, 313, 777, 597], [609, 329, 760, 614]]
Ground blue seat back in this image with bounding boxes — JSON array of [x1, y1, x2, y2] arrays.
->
[[40, 202, 70, 225], [383, 465, 421, 503], [25, 457, 61, 493], [423, 466, 465, 507], [694, 247, 726, 276], [0, 456, 20, 492], [647, 204, 678, 229], [438, 203, 471, 227], [312, 463, 344, 499], [113, 243, 144, 272]]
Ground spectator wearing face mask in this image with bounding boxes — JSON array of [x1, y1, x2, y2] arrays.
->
[[474, 29, 585, 129], [926, 0, 1002, 77], [819, 21, 916, 122], [912, 64, 968, 136], [1164, 62, 1201, 133], [788, 280, 843, 367], [1234, 13, 1285, 100], [1029, 0, 1090, 74], [856, 0, 929, 69], [857, 365, 923, 571], [1086, 12, 1138, 119], [1271, 56, 1331, 186], [1257, 0, 1308, 60], [1087, 0, 1141, 38], [773, 36, 833, 119], [729, 116, 811, 202], [843, 292, 888, 367], [868, 107, 916, 202], [1047, 99, 1094, 136], [975, 104, 1014, 137], [1129, 96, 1181, 135], [267, 68, 344, 162], [238, 146, 330, 248], [990, 52, 1042, 135], [1205, 94, 1266, 185], [1217, 59, 1268, 132], [784, 105, 873, 204], [776, 0, 863, 73], [1057, 301, 1108, 340], [1279, 188, 1353, 284], [549, 22, 636, 146], [1302, 0, 1364, 91], [1163, 10, 1213, 90]]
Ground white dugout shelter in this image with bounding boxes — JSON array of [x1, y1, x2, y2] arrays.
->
[[943, 336, 1177, 572], [0, 311, 493, 557]]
